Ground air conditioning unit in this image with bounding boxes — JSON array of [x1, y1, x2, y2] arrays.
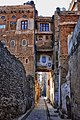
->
[[47, 62, 52, 68]]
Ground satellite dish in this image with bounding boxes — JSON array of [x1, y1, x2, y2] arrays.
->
[[61, 7, 66, 11]]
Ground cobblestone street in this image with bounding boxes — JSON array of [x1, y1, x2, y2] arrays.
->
[[25, 97, 47, 120], [24, 97, 64, 120]]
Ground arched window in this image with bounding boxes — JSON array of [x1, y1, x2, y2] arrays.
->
[[22, 15, 27, 18], [21, 39, 27, 46], [10, 40, 15, 48], [12, 15, 16, 19], [42, 56, 46, 63], [1, 16, 5, 19]]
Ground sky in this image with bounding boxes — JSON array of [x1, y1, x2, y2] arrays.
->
[[0, 0, 72, 16]]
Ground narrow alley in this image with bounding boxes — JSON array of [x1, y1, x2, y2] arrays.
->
[[0, 0, 80, 120], [23, 97, 67, 120], [25, 97, 47, 120]]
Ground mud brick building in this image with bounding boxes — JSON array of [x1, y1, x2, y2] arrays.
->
[[53, 0, 80, 108], [54, 9, 78, 107], [35, 16, 54, 104], [0, 2, 35, 76], [1, 1, 80, 119]]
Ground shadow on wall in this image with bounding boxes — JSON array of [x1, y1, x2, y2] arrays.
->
[[0, 42, 34, 120]]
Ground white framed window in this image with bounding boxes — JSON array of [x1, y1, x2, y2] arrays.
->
[[40, 55, 52, 66], [40, 23, 49, 32], [21, 20, 28, 30], [40, 55, 47, 66], [21, 39, 27, 47], [42, 56, 46, 63], [10, 40, 15, 48], [0, 25, 6, 29]]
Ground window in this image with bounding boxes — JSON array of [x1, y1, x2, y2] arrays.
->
[[21, 20, 28, 30], [42, 56, 46, 63], [10, 22, 16, 25], [1, 40, 6, 47], [1, 16, 5, 19], [22, 39, 27, 46], [40, 23, 49, 32], [12, 15, 16, 19], [10, 40, 15, 48], [22, 15, 27, 18], [0, 25, 6, 29], [26, 58, 29, 63], [10, 22, 16, 30]]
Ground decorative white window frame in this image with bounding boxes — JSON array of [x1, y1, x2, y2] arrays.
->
[[10, 40, 15, 48], [40, 55, 52, 66], [21, 39, 27, 47]]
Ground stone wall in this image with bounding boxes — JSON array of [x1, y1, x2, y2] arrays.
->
[[0, 43, 34, 120], [69, 18, 80, 119]]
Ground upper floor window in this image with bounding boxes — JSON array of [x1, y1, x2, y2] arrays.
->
[[21, 20, 28, 30], [10, 22, 16, 30], [22, 15, 27, 18], [42, 56, 46, 63], [12, 15, 16, 19], [40, 23, 49, 32], [21, 39, 27, 46], [10, 40, 15, 48], [1, 16, 5, 19], [0, 25, 6, 29]]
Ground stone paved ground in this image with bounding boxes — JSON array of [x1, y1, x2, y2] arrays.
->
[[24, 97, 71, 120], [25, 97, 47, 120], [45, 99, 61, 120], [45, 98, 71, 120]]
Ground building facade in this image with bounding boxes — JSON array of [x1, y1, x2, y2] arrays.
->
[[54, 8, 79, 108], [68, 17, 80, 119], [1, 1, 80, 119], [35, 16, 54, 104], [0, 2, 35, 76]]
